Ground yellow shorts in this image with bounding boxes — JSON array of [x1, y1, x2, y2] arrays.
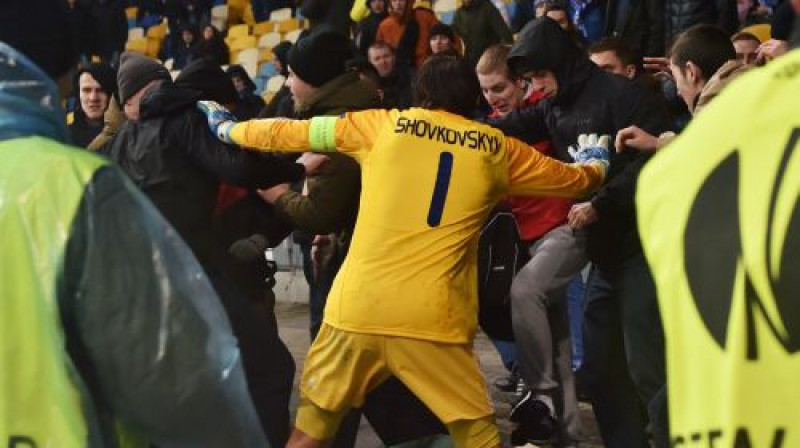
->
[[296, 324, 498, 448]]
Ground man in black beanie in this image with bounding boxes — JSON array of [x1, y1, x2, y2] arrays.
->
[[100, 51, 326, 448]]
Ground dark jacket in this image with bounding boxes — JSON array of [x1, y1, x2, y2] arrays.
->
[[100, 82, 304, 266], [227, 65, 267, 120], [356, 11, 389, 56], [90, 0, 128, 61], [605, 0, 665, 56], [275, 72, 381, 234], [664, 0, 738, 49], [452, 0, 514, 67], [379, 65, 414, 110], [300, 0, 354, 36], [492, 17, 672, 270]]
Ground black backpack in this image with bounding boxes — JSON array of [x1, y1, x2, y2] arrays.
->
[[477, 204, 530, 341]]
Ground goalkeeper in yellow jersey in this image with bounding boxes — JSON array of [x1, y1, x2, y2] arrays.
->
[[197, 54, 609, 448]]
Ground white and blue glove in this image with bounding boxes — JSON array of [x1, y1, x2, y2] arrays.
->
[[197, 100, 237, 143], [567, 133, 611, 171]]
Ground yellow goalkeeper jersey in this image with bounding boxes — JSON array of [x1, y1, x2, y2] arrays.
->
[[231, 107, 604, 343]]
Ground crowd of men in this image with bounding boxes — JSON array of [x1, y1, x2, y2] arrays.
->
[[2, 0, 800, 447]]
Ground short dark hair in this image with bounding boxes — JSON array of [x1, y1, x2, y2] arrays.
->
[[588, 37, 639, 68], [669, 25, 736, 82], [413, 53, 480, 117]]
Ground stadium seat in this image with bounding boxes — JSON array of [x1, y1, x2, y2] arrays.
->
[[433, 0, 457, 12], [277, 18, 302, 33], [125, 38, 148, 54], [283, 29, 303, 43], [211, 5, 229, 30], [262, 90, 276, 104], [253, 20, 276, 36], [241, 61, 258, 79], [259, 62, 278, 78], [258, 32, 282, 49], [259, 48, 275, 62], [254, 75, 267, 93], [146, 37, 161, 58], [269, 7, 293, 22], [438, 10, 455, 24], [236, 47, 260, 66], [125, 6, 138, 21], [229, 35, 257, 53], [146, 23, 168, 40], [128, 27, 145, 41], [265, 75, 286, 93], [228, 23, 251, 40]]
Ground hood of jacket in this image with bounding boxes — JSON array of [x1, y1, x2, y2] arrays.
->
[[295, 71, 382, 118], [139, 82, 203, 120], [0, 43, 66, 142], [693, 59, 749, 115], [508, 17, 596, 105]]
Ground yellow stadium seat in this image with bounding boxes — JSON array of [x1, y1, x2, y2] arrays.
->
[[229, 35, 257, 52], [253, 20, 276, 36], [741, 24, 771, 43], [276, 18, 301, 33], [243, 4, 256, 25], [259, 48, 275, 62], [146, 37, 161, 58], [227, 23, 250, 40], [125, 38, 148, 54], [146, 23, 168, 40], [125, 6, 138, 20], [262, 91, 276, 104]]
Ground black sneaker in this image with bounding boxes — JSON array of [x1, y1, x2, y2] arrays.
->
[[509, 390, 558, 446], [493, 372, 520, 392]]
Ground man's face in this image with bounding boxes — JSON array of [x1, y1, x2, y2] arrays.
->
[[478, 70, 525, 117], [368, 47, 396, 78], [669, 59, 702, 110], [429, 35, 453, 54], [733, 38, 759, 66], [370, 0, 386, 13], [390, 0, 406, 13], [79, 72, 109, 122], [287, 67, 318, 106], [589, 50, 636, 79], [522, 69, 559, 99], [231, 76, 246, 93]]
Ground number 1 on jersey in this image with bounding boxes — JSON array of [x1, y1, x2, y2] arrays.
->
[[427, 151, 453, 227]]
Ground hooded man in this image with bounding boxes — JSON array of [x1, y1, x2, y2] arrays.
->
[[490, 16, 672, 448], [226, 64, 267, 120], [452, 0, 513, 67], [100, 52, 323, 448]]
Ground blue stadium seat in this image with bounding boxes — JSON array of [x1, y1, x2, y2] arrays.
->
[[439, 10, 455, 25], [259, 62, 278, 78]]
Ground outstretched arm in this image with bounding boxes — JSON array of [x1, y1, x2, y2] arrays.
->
[[197, 100, 391, 160]]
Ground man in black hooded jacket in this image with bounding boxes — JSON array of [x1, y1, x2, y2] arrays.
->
[[490, 17, 671, 448], [100, 52, 324, 448]]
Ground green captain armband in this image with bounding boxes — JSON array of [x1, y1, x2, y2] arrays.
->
[[308, 116, 338, 152]]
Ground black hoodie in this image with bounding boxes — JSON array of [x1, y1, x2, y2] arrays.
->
[[101, 81, 304, 266], [491, 17, 672, 270]]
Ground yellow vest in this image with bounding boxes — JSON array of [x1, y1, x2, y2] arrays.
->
[[0, 137, 142, 448], [637, 51, 800, 446]]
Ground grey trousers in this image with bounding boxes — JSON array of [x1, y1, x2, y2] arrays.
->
[[509, 224, 587, 445]]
